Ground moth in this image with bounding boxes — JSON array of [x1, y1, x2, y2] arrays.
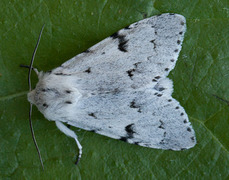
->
[[27, 13, 196, 167]]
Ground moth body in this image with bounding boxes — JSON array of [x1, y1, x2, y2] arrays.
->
[[27, 13, 196, 165]]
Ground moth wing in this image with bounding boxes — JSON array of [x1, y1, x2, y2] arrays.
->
[[66, 78, 196, 150], [52, 13, 186, 92]]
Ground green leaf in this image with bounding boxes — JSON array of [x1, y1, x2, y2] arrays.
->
[[1, 0, 229, 179]]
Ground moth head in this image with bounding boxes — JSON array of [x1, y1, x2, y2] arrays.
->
[[27, 73, 82, 119]]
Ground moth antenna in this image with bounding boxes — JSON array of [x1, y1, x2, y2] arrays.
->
[[20, 65, 39, 75], [29, 104, 44, 170], [29, 24, 45, 90], [28, 24, 45, 170]]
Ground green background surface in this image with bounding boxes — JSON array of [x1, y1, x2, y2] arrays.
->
[[1, 0, 229, 179]]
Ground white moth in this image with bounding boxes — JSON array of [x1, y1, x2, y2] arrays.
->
[[28, 13, 196, 165]]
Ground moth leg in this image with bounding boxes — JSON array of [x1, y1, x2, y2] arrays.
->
[[55, 121, 82, 165]]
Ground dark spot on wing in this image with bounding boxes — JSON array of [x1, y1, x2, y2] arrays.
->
[[54, 72, 63, 75], [150, 39, 156, 49], [88, 113, 97, 119], [158, 120, 165, 129], [134, 22, 138, 26], [183, 119, 188, 123], [99, 88, 119, 95], [65, 101, 72, 104], [124, 25, 131, 29], [176, 106, 179, 109], [187, 127, 191, 132], [153, 79, 165, 87], [143, 143, 151, 147], [180, 113, 184, 116], [130, 100, 141, 113], [159, 87, 165, 91], [171, 59, 175, 62], [102, 52, 105, 55], [134, 142, 140, 145], [84, 67, 91, 73], [174, 49, 179, 53], [110, 32, 128, 52], [118, 39, 128, 52], [112, 88, 120, 95], [120, 136, 128, 142], [110, 32, 119, 39], [83, 49, 90, 53], [111, 32, 123, 40], [180, 21, 185, 26], [65, 90, 71, 94], [127, 69, 135, 79], [125, 123, 135, 138], [159, 139, 165, 145], [191, 137, 195, 141], [150, 39, 156, 43], [54, 73, 71, 76], [43, 103, 48, 107], [40, 88, 60, 96], [165, 68, 169, 71], [90, 130, 96, 133], [130, 100, 137, 108], [179, 31, 183, 35], [168, 99, 172, 102], [177, 40, 181, 44], [134, 62, 141, 68], [157, 94, 162, 97]]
